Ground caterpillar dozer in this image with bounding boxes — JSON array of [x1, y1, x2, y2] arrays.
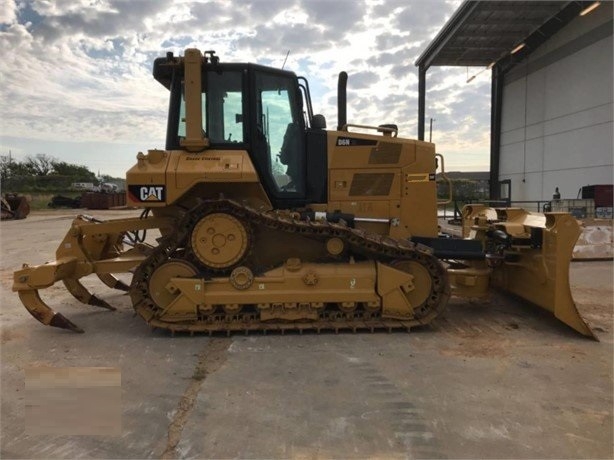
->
[[12, 49, 596, 339]]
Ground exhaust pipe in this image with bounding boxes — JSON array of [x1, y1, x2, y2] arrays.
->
[[337, 71, 347, 131]]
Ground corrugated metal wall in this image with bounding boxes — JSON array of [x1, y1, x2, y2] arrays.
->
[[499, 4, 613, 201]]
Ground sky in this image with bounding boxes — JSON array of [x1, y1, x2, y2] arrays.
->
[[0, 0, 493, 178]]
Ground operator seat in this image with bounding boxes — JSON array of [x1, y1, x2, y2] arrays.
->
[[279, 123, 302, 187]]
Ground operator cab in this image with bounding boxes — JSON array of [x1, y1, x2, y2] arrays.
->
[[154, 51, 328, 208]]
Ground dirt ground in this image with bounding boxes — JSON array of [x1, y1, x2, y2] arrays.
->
[[1, 210, 612, 459]]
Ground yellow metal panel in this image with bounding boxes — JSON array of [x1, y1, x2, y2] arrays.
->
[[329, 170, 401, 202], [169, 262, 379, 306], [125, 149, 171, 207], [400, 180, 438, 237], [326, 131, 417, 169], [127, 149, 262, 206], [324, 200, 392, 219], [174, 150, 247, 187], [179, 48, 209, 152], [377, 262, 413, 318]]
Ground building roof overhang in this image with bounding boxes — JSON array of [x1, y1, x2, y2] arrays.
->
[[415, 1, 599, 70]]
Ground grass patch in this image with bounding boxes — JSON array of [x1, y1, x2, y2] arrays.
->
[[17, 192, 82, 210]]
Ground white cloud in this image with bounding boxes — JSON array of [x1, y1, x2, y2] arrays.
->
[[0, 0, 17, 24], [0, 0, 491, 178]]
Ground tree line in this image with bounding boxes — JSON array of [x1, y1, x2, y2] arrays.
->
[[437, 178, 489, 203], [1, 154, 123, 192]]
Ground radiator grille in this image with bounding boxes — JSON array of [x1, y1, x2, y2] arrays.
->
[[349, 173, 394, 196]]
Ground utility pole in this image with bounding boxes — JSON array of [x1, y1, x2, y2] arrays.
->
[[429, 118, 435, 142]]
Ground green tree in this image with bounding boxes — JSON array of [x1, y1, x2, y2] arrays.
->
[[438, 179, 488, 203], [24, 154, 55, 176], [1, 155, 103, 192], [0, 158, 29, 179], [51, 161, 96, 181]]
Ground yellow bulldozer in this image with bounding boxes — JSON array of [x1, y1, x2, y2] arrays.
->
[[12, 49, 596, 339]]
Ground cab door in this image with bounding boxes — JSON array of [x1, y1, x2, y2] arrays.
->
[[250, 68, 306, 207]]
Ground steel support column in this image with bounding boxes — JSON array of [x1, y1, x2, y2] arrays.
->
[[489, 65, 504, 200]]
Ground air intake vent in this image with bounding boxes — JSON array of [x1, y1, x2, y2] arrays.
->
[[349, 173, 394, 196], [369, 143, 401, 164]]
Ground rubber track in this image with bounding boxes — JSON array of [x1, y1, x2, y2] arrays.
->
[[130, 199, 450, 334]]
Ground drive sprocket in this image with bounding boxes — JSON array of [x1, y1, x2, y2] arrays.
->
[[189, 211, 251, 271]]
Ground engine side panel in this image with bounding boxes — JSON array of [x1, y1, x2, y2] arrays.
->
[[326, 131, 438, 239]]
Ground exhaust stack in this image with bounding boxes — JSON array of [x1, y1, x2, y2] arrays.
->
[[337, 71, 348, 131]]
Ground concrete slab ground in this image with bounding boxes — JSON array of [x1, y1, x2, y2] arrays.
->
[[1, 210, 612, 459]]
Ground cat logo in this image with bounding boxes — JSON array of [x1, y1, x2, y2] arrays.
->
[[140, 186, 164, 201], [128, 185, 166, 202]]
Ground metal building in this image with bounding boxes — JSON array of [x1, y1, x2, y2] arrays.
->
[[415, 1, 613, 203]]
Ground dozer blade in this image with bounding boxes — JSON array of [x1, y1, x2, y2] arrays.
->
[[63, 278, 116, 311], [464, 205, 597, 340], [18, 290, 84, 333], [97, 273, 130, 292]]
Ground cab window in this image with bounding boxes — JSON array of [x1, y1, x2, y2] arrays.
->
[[177, 70, 244, 144]]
